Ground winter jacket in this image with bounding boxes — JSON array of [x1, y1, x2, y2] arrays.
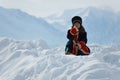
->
[[67, 29, 87, 44], [66, 26, 90, 55]]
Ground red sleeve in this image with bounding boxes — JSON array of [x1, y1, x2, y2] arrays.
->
[[70, 27, 78, 35]]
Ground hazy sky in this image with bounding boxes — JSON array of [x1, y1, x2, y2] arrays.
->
[[0, 0, 119, 17]]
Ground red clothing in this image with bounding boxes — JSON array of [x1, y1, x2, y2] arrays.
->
[[66, 27, 90, 55]]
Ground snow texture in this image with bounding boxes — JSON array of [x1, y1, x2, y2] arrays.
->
[[0, 7, 120, 80], [0, 37, 120, 80]]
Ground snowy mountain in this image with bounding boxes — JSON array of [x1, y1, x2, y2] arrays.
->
[[0, 37, 120, 80], [45, 7, 120, 45], [0, 7, 66, 46], [0, 7, 120, 80]]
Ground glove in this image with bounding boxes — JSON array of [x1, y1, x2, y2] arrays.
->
[[70, 26, 79, 35]]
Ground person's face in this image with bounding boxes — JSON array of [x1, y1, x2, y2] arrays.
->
[[74, 22, 81, 29]]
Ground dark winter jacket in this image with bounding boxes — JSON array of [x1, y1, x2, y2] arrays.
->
[[66, 26, 88, 54], [67, 28, 87, 44]]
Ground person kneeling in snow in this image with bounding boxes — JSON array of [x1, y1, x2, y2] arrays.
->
[[65, 16, 90, 56]]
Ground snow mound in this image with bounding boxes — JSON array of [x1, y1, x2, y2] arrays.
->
[[0, 38, 120, 80]]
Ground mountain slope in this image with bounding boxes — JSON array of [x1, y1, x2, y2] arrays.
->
[[45, 7, 120, 45], [0, 7, 65, 46], [0, 37, 120, 80]]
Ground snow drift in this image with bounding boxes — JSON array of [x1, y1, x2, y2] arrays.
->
[[0, 37, 120, 80]]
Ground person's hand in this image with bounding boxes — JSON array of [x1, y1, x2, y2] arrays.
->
[[73, 26, 79, 32], [70, 26, 79, 35], [73, 40, 78, 46]]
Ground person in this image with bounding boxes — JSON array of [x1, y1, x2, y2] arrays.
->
[[65, 16, 90, 56]]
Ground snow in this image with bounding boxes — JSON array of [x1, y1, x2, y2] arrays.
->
[[45, 7, 120, 45], [0, 37, 120, 80], [0, 7, 65, 47], [0, 7, 120, 80]]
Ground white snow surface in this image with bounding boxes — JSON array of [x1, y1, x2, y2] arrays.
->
[[0, 37, 120, 80]]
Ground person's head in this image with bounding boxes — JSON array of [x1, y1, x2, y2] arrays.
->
[[72, 16, 82, 29], [71, 16, 86, 33]]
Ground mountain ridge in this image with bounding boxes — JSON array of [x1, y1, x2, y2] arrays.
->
[[45, 7, 120, 45], [0, 7, 65, 46]]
